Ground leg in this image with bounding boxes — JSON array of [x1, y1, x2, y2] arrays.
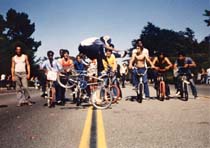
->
[[21, 73, 31, 105], [189, 78, 197, 97], [132, 69, 138, 87], [15, 74, 24, 104], [121, 74, 125, 88], [143, 70, 150, 97]]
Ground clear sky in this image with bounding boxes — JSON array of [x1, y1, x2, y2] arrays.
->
[[0, 0, 209, 58]]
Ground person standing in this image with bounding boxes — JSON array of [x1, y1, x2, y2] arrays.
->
[[120, 63, 128, 88], [59, 50, 74, 104], [11, 45, 32, 106]]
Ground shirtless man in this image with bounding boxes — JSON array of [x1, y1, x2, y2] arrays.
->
[[129, 46, 154, 99]]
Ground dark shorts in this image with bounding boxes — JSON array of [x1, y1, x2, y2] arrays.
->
[[79, 44, 107, 73]]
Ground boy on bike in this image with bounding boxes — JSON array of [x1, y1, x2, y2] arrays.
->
[[102, 47, 123, 100], [41, 51, 62, 107], [129, 46, 154, 99], [174, 51, 198, 98], [152, 51, 173, 99]]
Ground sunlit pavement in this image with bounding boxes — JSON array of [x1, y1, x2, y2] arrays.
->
[[0, 84, 209, 148]]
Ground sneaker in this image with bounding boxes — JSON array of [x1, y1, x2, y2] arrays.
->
[[16, 102, 22, 107], [145, 96, 150, 100], [27, 101, 33, 106], [194, 95, 198, 99], [41, 93, 47, 97], [175, 91, 180, 96], [121, 51, 127, 58], [132, 87, 138, 91]]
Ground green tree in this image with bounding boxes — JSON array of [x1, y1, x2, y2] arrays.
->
[[129, 22, 209, 72], [203, 9, 210, 26], [0, 9, 41, 76]]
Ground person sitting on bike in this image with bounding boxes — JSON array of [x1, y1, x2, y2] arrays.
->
[[41, 50, 62, 107], [129, 46, 154, 99], [102, 47, 123, 100], [152, 50, 173, 99], [58, 50, 74, 104], [74, 54, 91, 105], [78, 35, 126, 76], [174, 51, 198, 98]]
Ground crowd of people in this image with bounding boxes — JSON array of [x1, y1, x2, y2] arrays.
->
[[6, 35, 209, 107]]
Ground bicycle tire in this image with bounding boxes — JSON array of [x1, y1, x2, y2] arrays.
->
[[91, 86, 112, 109], [110, 85, 120, 103], [137, 83, 143, 103], [156, 82, 160, 99], [184, 83, 188, 101], [160, 81, 165, 101], [76, 90, 81, 106], [57, 74, 76, 89]]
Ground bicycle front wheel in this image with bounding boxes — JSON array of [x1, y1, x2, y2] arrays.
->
[[91, 86, 113, 109], [57, 73, 76, 89], [137, 83, 143, 103], [184, 83, 188, 101]]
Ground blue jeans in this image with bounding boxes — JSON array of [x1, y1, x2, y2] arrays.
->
[[133, 68, 150, 97]]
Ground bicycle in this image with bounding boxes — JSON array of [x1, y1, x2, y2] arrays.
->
[[133, 67, 148, 103], [99, 67, 120, 104], [177, 68, 190, 101], [57, 69, 114, 109], [155, 69, 167, 101], [44, 70, 57, 108]]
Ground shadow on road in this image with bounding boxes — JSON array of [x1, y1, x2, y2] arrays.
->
[[0, 105, 8, 108]]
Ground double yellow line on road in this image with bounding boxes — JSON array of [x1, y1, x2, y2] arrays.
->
[[79, 107, 107, 148]]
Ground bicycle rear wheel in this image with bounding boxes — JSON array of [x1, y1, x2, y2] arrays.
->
[[91, 86, 113, 109]]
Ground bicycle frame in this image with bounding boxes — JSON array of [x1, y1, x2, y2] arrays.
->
[[58, 70, 113, 109], [156, 72, 166, 101], [133, 67, 148, 103], [179, 73, 189, 101]]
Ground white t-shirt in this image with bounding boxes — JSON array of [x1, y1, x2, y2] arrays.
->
[[207, 68, 210, 76], [1, 74, 6, 80]]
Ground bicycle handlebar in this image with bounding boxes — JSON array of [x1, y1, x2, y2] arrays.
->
[[133, 67, 150, 76]]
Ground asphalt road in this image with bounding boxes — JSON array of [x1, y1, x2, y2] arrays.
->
[[0, 84, 209, 148]]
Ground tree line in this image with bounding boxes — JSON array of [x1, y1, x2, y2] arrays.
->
[[129, 20, 209, 71]]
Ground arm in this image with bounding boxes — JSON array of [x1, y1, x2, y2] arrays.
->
[[112, 56, 117, 72], [11, 57, 15, 81], [174, 60, 178, 70], [104, 45, 118, 52], [145, 56, 154, 68], [188, 59, 196, 68], [152, 57, 159, 70], [129, 54, 135, 69], [25, 55, 31, 79], [164, 57, 173, 70]]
